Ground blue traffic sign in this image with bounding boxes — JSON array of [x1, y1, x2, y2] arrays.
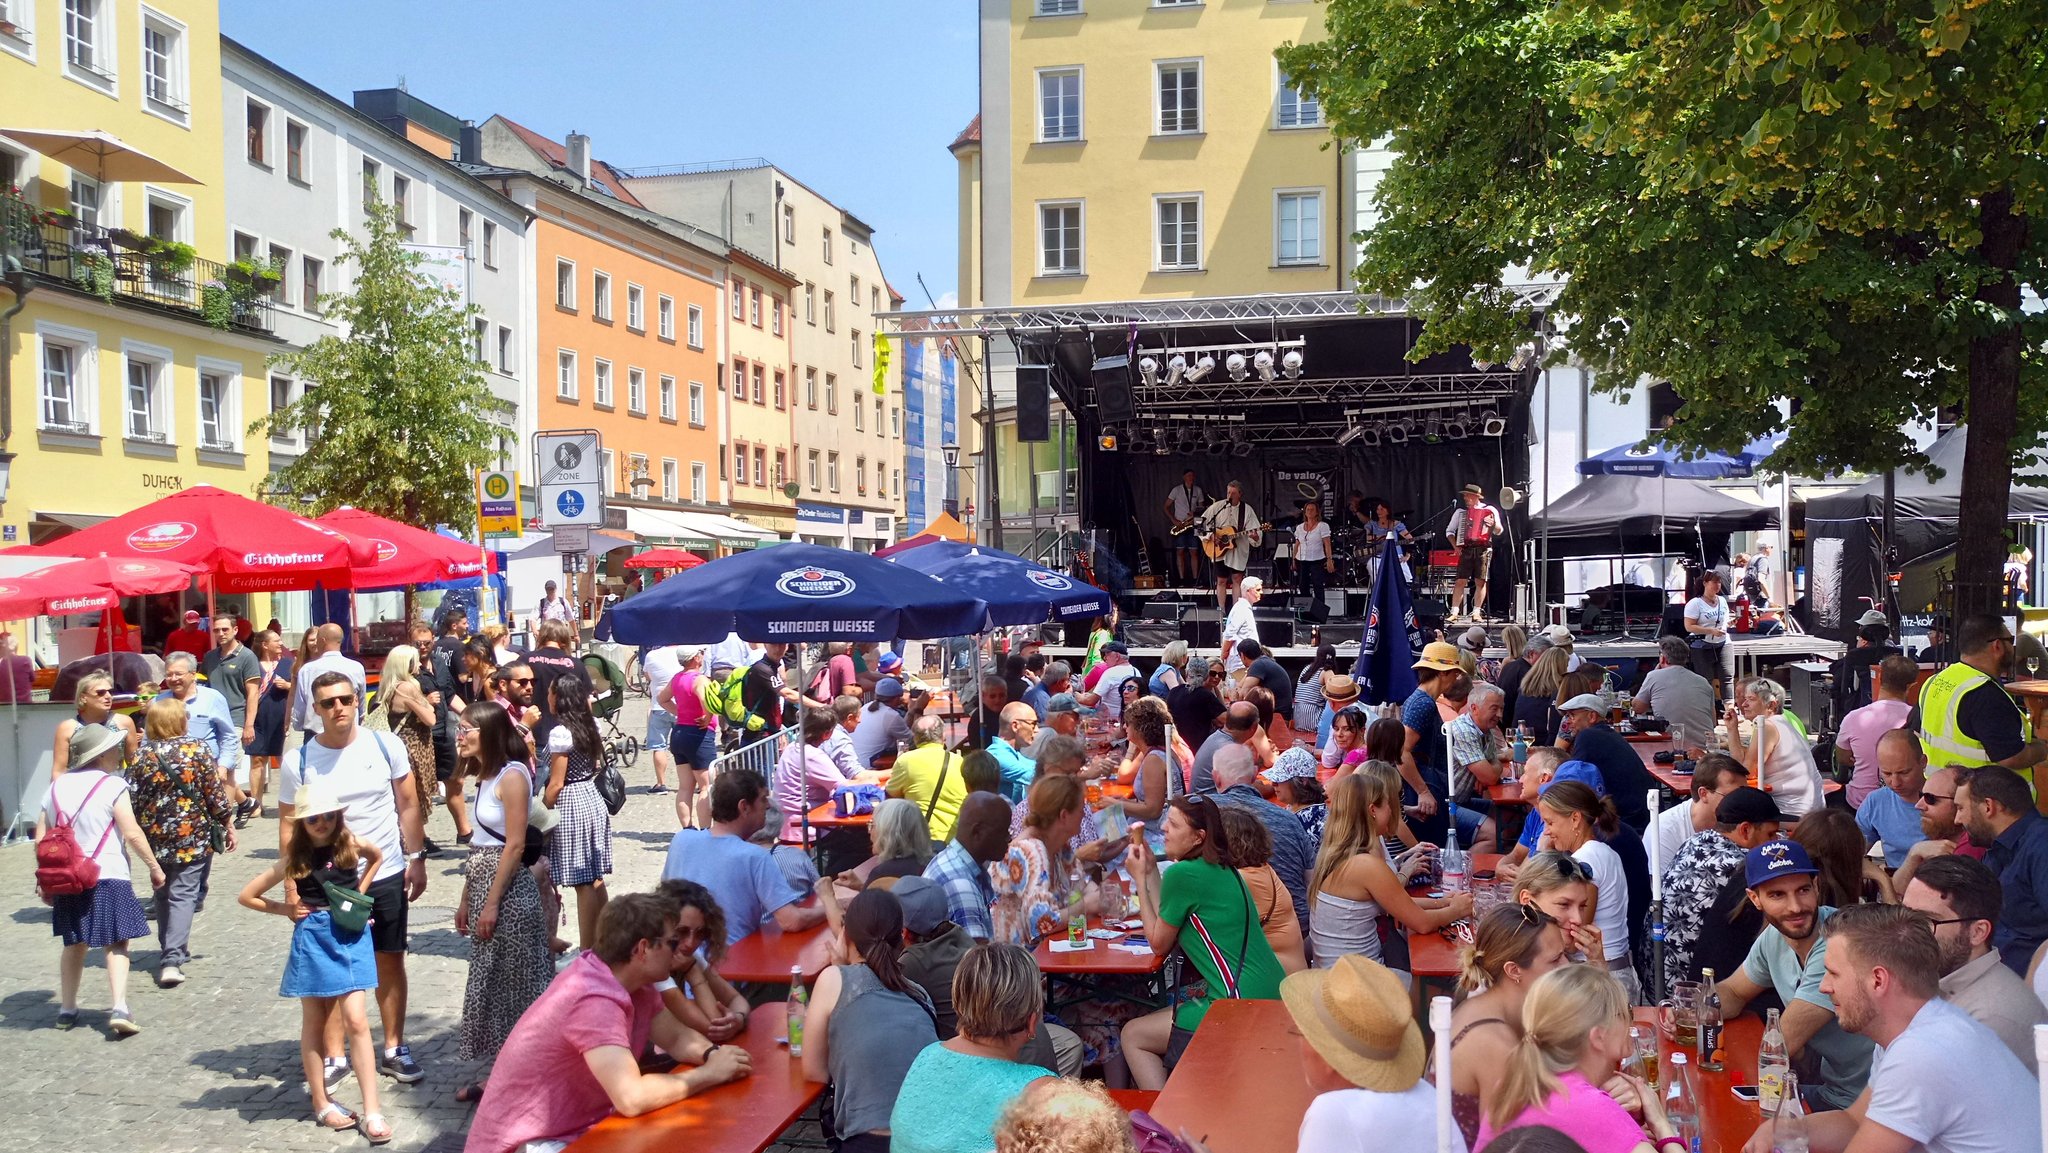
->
[[556, 490, 585, 518]]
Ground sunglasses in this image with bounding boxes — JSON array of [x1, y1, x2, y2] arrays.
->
[[507, 677, 534, 685], [301, 810, 340, 823], [1551, 855, 1595, 883], [316, 694, 356, 709], [1921, 791, 1956, 803], [87, 688, 113, 697]]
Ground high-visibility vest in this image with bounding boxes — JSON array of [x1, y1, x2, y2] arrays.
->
[[1918, 663, 2033, 780]]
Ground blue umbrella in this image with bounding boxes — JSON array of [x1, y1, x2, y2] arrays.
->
[[608, 542, 988, 644], [1577, 434, 1782, 479], [888, 538, 1021, 573], [1353, 537, 1420, 706], [917, 550, 1113, 628]]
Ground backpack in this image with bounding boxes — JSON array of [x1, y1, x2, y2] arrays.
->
[[36, 777, 113, 899], [707, 667, 762, 731]]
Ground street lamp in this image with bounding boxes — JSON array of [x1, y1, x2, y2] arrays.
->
[[941, 441, 961, 469], [0, 449, 13, 511]]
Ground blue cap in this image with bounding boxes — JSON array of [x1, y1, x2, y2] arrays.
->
[[875, 677, 905, 699], [1744, 839, 1820, 888], [1540, 759, 1607, 798]]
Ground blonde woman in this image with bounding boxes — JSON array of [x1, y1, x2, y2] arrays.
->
[[480, 622, 518, 667], [282, 627, 321, 743], [52, 671, 140, 778], [1476, 965, 1676, 1153], [377, 645, 439, 815], [1306, 765, 1471, 970], [1148, 639, 1190, 698], [1514, 647, 1571, 745], [1442, 904, 1576, 1148], [1511, 850, 1607, 967]]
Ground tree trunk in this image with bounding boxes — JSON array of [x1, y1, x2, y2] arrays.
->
[[1955, 190, 2029, 619]]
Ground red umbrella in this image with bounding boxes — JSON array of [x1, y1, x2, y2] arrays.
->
[[24, 554, 202, 595], [0, 571, 119, 618], [316, 507, 498, 587], [3, 485, 375, 592], [622, 547, 706, 570]]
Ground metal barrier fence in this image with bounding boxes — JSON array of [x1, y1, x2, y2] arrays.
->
[[706, 723, 798, 786]]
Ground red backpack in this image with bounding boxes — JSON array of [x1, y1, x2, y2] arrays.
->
[[36, 777, 112, 899]]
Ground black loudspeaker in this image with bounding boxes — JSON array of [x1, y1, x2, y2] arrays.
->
[[1093, 355, 1135, 424], [1321, 622, 1365, 646], [1124, 621, 1180, 648], [1141, 598, 1186, 622], [1017, 364, 1051, 443], [1254, 609, 1294, 649], [1413, 595, 1449, 619], [1181, 609, 1220, 648], [1304, 598, 1332, 624]]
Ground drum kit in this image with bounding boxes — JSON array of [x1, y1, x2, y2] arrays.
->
[[1332, 526, 1436, 588]]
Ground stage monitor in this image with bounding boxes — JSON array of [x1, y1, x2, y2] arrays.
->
[[1017, 364, 1051, 442], [1093, 355, 1135, 423]]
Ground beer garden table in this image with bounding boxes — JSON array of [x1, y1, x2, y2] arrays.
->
[[565, 1004, 823, 1153]]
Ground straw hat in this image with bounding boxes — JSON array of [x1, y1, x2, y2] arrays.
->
[[292, 781, 348, 821], [1321, 672, 1360, 705], [1279, 955, 1426, 1091], [1411, 641, 1463, 673]]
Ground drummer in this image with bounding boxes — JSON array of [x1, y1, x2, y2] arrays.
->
[[1360, 499, 1414, 583]]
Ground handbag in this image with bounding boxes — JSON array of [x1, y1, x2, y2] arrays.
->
[[1129, 1111, 1202, 1153], [594, 757, 627, 815], [321, 880, 375, 934]]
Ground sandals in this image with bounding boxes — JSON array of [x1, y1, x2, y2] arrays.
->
[[454, 1081, 487, 1105], [360, 1112, 393, 1145], [314, 1102, 356, 1131]]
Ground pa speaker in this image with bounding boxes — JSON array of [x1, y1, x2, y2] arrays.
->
[[1093, 355, 1135, 424], [1180, 609, 1220, 648], [1017, 364, 1051, 443], [1124, 621, 1179, 648]]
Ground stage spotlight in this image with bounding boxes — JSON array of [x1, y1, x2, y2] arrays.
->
[[1139, 356, 1160, 387], [1167, 353, 1189, 384], [1226, 352, 1248, 381], [1098, 433, 1120, 451], [1508, 345, 1534, 372], [1386, 420, 1409, 445], [1336, 424, 1365, 448], [1186, 354, 1216, 382], [1472, 357, 1495, 371], [1254, 350, 1276, 382], [1481, 410, 1507, 437], [1232, 440, 1254, 458], [1281, 349, 1303, 380], [1424, 416, 1444, 442], [1177, 426, 1200, 453], [1153, 437, 1172, 456], [1358, 424, 1381, 448], [1445, 412, 1470, 439], [1127, 431, 1150, 453]]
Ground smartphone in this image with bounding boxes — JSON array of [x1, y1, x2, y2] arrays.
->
[[1730, 1085, 1760, 1102]]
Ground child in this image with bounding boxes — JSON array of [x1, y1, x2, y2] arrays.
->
[[238, 782, 392, 1145]]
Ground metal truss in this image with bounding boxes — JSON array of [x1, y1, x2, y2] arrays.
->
[[876, 284, 1566, 338], [1125, 373, 1521, 410]]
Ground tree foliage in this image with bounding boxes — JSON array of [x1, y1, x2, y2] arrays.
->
[[1279, 0, 2047, 600], [253, 202, 498, 527]]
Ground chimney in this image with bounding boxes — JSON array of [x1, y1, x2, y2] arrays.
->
[[459, 120, 482, 165], [566, 132, 591, 185]]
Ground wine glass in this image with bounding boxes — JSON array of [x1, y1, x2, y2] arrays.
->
[[2028, 654, 2042, 681]]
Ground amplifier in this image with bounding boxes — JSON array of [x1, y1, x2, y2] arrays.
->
[[1124, 621, 1181, 648], [1142, 598, 1187, 622], [1180, 611, 1221, 648]]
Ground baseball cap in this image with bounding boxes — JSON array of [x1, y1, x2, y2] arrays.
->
[[675, 645, 704, 664], [1716, 786, 1784, 827], [1411, 641, 1463, 672], [889, 876, 949, 935], [1559, 692, 1607, 713], [878, 650, 903, 669], [875, 677, 905, 700], [1855, 609, 1889, 627], [1102, 641, 1129, 656], [1745, 839, 1818, 888], [1541, 760, 1608, 797], [1047, 692, 1095, 716], [182, 609, 201, 624]]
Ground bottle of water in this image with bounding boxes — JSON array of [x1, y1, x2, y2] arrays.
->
[[1772, 1072, 1808, 1153], [1442, 844, 1468, 894], [1697, 968, 1725, 1071], [1758, 1007, 1790, 1113], [785, 965, 808, 1056], [1664, 1052, 1701, 1153]]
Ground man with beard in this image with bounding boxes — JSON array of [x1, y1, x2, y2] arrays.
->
[[1954, 763, 2048, 973], [1742, 904, 2039, 1153], [1893, 763, 1990, 890], [1710, 841, 1875, 1111], [1899, 854, 2046, 1071], [492, 660, 539, 765]]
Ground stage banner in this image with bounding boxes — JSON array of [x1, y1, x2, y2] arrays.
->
[[1274, 467, 1338, 518], [1354, 537, 1420, 706]]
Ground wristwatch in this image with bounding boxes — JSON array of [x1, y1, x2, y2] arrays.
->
[[406, 850, 427, 863]]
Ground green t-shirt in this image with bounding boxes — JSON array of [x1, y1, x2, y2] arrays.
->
[[1159, 857, 1285, 1032], [201, 644, 263, 726]]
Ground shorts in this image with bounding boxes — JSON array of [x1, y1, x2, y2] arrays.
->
[[1217, 559, 1246, 576], [645, 707, 675, 749], [1170, 528, 1200, 549], [365, 872, 409, 955], [670, 724, 718, 770], [1457, 545, 1493, 579], [1164, 1024, 1198, 1069]]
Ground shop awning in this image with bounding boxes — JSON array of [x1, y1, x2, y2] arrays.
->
[[623, 507, 717, 552]]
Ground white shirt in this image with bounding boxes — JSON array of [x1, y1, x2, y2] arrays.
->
[[1295, 1082, 1465, 1153], [291, 649, 368, 734], [1756, 714, 1825, 818], [1864, 997, 2040, 1153], [1222, 598, 1260, 670], [1572, 838, 1631, 961], [471, 762, 534, 848], [708, 632, 754, 674], [642, 646, 686, 705], [1095, 664, 1141, 720], [41, 769, 132, 882], [1652, 799, 1697, 879], [280, 729, 411, 883], [1166, 483, 1206, 525], [1293, 521, 1332, 562], [1684, 595, 1730, 636], [538, 595, 573, 622]]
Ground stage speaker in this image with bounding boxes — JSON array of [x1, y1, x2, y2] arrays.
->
[[1254, 608, 1293, 649], [1141, 598, 1186, 622], [1320, 622, 1365, 647], [1414, 595, 1449, 619], [1017, 364, 1051, 443], [1304, 598, 1332, 625], [1124, 621, 1180, 648], [1181, 608, 1220, 648], [1093, 355, 1135, 423]]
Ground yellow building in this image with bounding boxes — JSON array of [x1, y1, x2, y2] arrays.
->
[[1, 0, 279, 567]]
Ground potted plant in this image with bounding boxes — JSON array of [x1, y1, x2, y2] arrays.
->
[[109, 227, 149, 251], [225, 257, 277, 287], [141, 237, 196, 278], [74, 250, 116, 302], [201, 280, 235, 329]]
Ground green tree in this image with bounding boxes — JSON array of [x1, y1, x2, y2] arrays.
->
[[1279, 0, 2046, 606], [253, 201, 498, 527]]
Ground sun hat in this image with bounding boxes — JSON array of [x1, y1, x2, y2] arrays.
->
[[67, 722, 125, 768], [1321, 672, 1361, 704], [888, 876, 950, 935], [1047, 692, 1095, 717], [292, 781, 348, 821], [1559, 692, 1607, 713], [1461, 483, 1485, 497], [1411, 641, 1464, 673], [1457, 625, 1488, 652], [1262, 747, 1320, 785], [1279, 955, 1427, 1092], [1541, 624, 1574, 647], [878, 650, 904, 669], [875, 677, 906, 700], [1745, 839, 1819, 888], [1855, 609, 1889, 628]]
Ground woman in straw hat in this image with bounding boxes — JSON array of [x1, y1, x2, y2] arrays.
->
[[1279, 953, 1454, 1151], [1478, 964, 1676, 1153]]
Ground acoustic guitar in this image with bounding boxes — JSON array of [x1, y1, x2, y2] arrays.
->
[[1201, 520, 1272, 561]]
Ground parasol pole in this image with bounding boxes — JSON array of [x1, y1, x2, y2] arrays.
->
[[1433, 995, 1454, 1153], [1647, 785, 1666, 1004]]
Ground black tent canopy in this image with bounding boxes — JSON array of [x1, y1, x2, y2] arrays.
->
[[1533, 473, 1776, 544]]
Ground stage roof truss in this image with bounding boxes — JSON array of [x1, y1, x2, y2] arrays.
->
[[1110, 372, 1521, 412], [876, 284, 1564, 338]]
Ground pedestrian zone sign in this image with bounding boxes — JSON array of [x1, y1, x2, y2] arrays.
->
[[535, 430, 604, 528]]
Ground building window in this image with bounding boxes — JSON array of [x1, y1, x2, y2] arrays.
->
[[594, 360, 613, 407], [661, 459, 678, 501], [827, 452, 840, 493], [686, 304, 703, 348], [556, 260, 576, 309], [68, 175, 101, 231], [854, 389, 865, 430], [1038, 201, 1083, 275], [751, 364, 765, 405], [592, 272, 611, 321], [749, 287, 762, 328], [658, 295, 674, 340], [269, 375, 299, 445], [658, 375, 676, 420], [773, 370, 786, 410], [731, 359, 746, 398], [1037, 68, 1082, 142], [267, 244, 292, 304], [691, 462, 707, 503], [753, 447, 766, 487], [142, 12, 187, 118], [822, 228, 833, 264], [824, 290, 836, 333], [893, 468, 901, 497], [1037, 0, 1081, 12], [804, 283, 816, 324], [301, 256, 323, 313], [807, 450, 820, 490], [872, 286, 881, 316], [497, 325, 514, 373], [557, 350, 577, 400], [472, 318, 488, 363], [730, 278, 744, 320], [890, 406, 900, 437], [246, 100, 270, 165], [1155, 195, 1202, 270], [1156, 60, 1203, 134], [361, 158, 380, 213], [124, 354, 167, 441], [852, 329, 863, 370], [198, 369, 234, 450], [782, 203, 795, 243], [627, 367, 646, 414], [771, 296, 783, 336], [1275, 190, 1323, 266], [805, 367, 818, 409], [390, 174, 411, 234], [285, 121, 307, 183], [482, 220, 497, 268], [1277, 70, 1322, 128], [40, 338, 90, 431], [64, 0, 112, 86], [875, 396, 884, 433], [458, 209, 473, 257], [626, 284, 644, 331], [233, 231, 258, 264], [733, 443, 748, 486], [826, 372, 838, 414], [856, 454, 867, 494], [774, 450, 787, 487], [687, 380, 703, 426], [601, 449, 616, 496], [851, 274, 861, 306]]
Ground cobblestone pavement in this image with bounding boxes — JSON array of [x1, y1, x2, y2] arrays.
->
[[0, 694, 824, 1153]]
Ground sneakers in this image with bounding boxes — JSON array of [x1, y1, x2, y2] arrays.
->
[[108, 1009, 140, 1037], [378, 1044, 423, 1083], [54, 1009, 78, 1031], [304, 1056, 350, 1094], [158, 965, 186, 988], [233, 798, 257, 829]]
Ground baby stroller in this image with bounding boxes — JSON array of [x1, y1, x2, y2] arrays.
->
[[580, 652, 641, 770]]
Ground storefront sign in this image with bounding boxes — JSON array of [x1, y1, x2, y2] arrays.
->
[[796, 503, 845, 526]]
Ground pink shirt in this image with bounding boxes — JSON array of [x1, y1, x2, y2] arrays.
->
[[463, 952, 660, 1153], [1474, 1072, 1649, 1153], [1836, 698, 1910, 807], [776, 741, 853, 840]]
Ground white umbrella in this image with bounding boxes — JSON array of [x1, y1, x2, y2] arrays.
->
[[0, 127, 202, 184]]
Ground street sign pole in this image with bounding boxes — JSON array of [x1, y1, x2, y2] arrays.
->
[[535, 430, 605, 629]]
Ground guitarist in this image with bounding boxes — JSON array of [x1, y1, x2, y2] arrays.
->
[[1199, 480, 1264, 611], [1163, 468, 1208, 586]]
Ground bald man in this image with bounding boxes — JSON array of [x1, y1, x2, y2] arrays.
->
[[1857, 729, 1929, 870], [986, 701, 1040, 803], [924, 791, 1015, 942], [290, 622, 367, 736]]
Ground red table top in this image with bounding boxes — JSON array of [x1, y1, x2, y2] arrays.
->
[[566, 1005, 823, 1153], [1033, 915, 1167, 975], [804, 799, 871, 830], [719, 919, 833, 986], [1406, 854, 1501, 979], [1635, 1007, 1765, 1153], [1150, 1000, 1314, 1152]]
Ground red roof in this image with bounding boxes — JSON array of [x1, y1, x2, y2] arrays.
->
[[949, 115, 981, 153], [496, 117, 645, 208]]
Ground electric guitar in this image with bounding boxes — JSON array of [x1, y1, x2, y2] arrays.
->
[[1130, 515, 1155, 578], [1201, 520, 1272, 561]]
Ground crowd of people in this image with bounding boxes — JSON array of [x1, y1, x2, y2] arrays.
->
[[28, 601, 2048, 1153]]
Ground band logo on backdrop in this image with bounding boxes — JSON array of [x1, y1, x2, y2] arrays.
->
[[1275, 468, 1337, 517]]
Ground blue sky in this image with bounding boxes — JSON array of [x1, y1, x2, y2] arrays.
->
[[221, 0, 978, 306]]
